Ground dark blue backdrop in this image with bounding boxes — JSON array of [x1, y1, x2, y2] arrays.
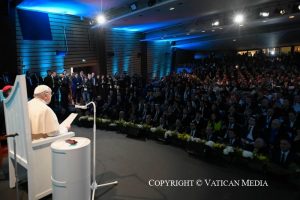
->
[[18, 9, 52, 41]]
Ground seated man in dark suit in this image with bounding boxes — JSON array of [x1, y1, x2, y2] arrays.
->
[[222, 115, 241, 139], [157, 117, 167, 130], [241, 116, 260, 150], [282, 110, 298, 140], [189, 122, 200, 138], [152, 104, 162, 126], [223, 128, 241, 147], [263, 119, 285, 149], [272, 138, 296, 168], [203, 126, 217, 142]]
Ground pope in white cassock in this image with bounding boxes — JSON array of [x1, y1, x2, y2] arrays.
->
[[28, 85, 68, 140]]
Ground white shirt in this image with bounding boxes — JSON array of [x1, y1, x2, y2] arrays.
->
[[280, 151, 289, 163], [293, 103, 300, 113], [246, 126, 254, 141]]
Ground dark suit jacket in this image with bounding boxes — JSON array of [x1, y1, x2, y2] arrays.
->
[[262, 127, 285, 146], [282, 119, 298, 139], [44, 75, 53, 90], [242, 126, 260, 143], [272, 149, 295, 167]]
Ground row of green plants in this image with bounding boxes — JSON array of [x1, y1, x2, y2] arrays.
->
[[77, 116, 269, 161], [77, 116, 300, 177]]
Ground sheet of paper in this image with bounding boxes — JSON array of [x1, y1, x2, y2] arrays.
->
[[60, 113, 78, 127]]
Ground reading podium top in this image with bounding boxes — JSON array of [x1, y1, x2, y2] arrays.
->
[[51, 137, 90, 152]]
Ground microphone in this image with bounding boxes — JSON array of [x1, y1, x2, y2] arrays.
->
[[5, 133, 19, 138], [75, 105, 88, 109]]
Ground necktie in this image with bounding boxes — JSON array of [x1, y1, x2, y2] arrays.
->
[[247, 126, 254, 141]]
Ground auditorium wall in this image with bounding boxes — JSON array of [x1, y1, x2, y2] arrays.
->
[[105, 29, 143, 76], [15, 9, 173, 79], [104, 30, 173, 79], [147, 41, 172, 79], [16, 9, 98, 77]]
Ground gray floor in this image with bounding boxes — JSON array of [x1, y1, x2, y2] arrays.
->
[[1, 126, 300, 200]]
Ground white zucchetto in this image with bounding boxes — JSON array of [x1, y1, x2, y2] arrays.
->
[[34, 85, 51, 95]]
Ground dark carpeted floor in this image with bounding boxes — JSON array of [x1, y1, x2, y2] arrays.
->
[[1, 126, 300, 200]]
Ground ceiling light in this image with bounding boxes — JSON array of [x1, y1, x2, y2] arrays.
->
[[212, 20, 220, 26], [239, 24, 244, 27], [96, 14, 106, 24], [289, 15, 295, 19], [259, 12, 269, 17], [234, 14, 244, 24], [292, 4, 300, 12], [219, 27, 223, 30], [130, 2, 138, 11], [169, 7, 175, 11], [233, 39, 236, 42], [280, 9, 286, 15], [201, 30, 206, 33]]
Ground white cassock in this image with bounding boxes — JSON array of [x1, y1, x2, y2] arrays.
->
[[28, 98, 66, 140]]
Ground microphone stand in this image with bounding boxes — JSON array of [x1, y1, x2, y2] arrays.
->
[[76, 102, 118, 200]]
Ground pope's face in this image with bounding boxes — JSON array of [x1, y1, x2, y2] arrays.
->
[[44, 92, 52, 104]]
